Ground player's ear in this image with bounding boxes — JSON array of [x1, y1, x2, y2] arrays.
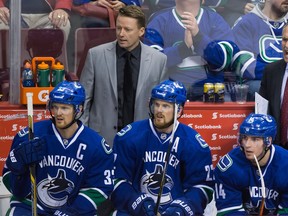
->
[[177, 106, 183, 118], [267, 137, 272, 146]]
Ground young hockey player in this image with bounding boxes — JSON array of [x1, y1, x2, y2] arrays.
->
[[2, 81, 114, 215], [214, 113, 288, 215], [111, 79, 214, 215]]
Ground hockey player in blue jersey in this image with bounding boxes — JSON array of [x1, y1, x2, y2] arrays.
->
[[214, 113, 288, 215], [231, 0, 288, 101], [111, 79, 214, 215], [2, 81, 114, 215], [144, 0, 239, 101]]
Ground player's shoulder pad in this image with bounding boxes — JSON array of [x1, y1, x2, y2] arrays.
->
[[17, 120, 50, 137], [101, 138, 112, 155], [117, 124, 133, 137], [195, 133, 209, 148], [17, 126, 29, 137], [180, 124, 209, 148], [217, 154, 233, 172], [116, 120, 148, 138]]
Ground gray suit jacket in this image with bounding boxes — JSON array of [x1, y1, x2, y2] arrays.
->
[[80, 41, 168, 146], [259, 59, 286, 146]]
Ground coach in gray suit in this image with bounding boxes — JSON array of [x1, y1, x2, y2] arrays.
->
[[80, 5, 168, 146]]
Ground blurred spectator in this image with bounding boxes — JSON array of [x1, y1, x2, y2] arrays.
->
[[211, 0, 265, 27], [71, 0, 140, 28], [0, 68, 9, 101], [0, 0, 71, 39], [67, 0, 140, 71], [144, 0, 238, 101], [142, 0, 174, 13], [232, 0, 288, 101]]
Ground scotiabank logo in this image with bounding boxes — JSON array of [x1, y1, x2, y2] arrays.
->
[[212, 112, 218, 119], [212, 133, 217, 140], [232, 123, 239, 131], [38, 90, 50, 102]]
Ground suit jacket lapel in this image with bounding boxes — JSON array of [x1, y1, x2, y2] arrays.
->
[[105, 41, 118, 99], [276, 59, 287, 110], [136, 43, 151, 100]]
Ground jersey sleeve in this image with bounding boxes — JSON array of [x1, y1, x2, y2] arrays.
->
[[111, 126, 145, 211], [231, 16, 257, 79], [276, 162, 288, 215], [67, 138, 114, 215], [181, 131, 215, 214], [2, 126, 32, 198], [231, 15, 282, 80], [204, 40, 240, 72]]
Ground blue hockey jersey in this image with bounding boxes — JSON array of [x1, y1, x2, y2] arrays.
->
[[2, 120, 114, 215], [232, 4, 288, 80], [112, 119, 214, 214], [214, 145, 288, 215]]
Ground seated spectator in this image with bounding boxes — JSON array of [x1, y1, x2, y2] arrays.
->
[[144, 0, 238, 101], [71, 0, 140, 28], [0, 0, 71, 39], [232, 0, 288, 101]]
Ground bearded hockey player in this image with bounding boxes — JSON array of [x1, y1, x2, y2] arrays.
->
[[111, 79, 214, 215]]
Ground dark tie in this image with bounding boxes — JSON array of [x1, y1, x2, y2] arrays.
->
[[123, 52, 135, 126], [281, 77, 288, 147]]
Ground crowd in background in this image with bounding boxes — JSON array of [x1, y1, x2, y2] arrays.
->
[[1, 0, 287, 103]]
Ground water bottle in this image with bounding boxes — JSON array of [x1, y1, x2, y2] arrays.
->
[[22, 62, 35, 87], [52, 62, 65, 87], [37, 62, 50, 87]]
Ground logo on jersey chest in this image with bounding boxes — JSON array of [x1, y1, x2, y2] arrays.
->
[[259, 35, 283, 63], [37, 169, 74, 208], [141, 164, 174, 205]]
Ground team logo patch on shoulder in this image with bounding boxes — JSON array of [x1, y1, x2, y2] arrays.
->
[[195, 134, 208, 148], [18, 127, 29, 137], [217, 154, 233, 172], [101, 138, 112, 154], [117, 124, 132, 136]]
